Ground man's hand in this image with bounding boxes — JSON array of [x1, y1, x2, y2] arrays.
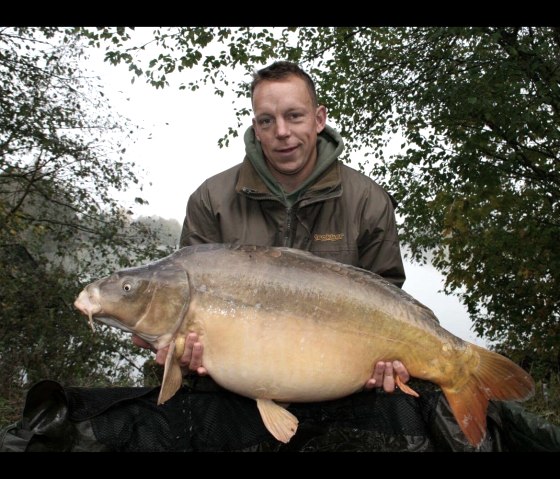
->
[[178, 333, 208, 376], [132, 333, 208, 376], [364, 361, 409, 393]]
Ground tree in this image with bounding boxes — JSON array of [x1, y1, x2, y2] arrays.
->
[[81, 27, 560, 373], [0, 27, 172, 426], [0, 27, 167, 273], [135, 215, 182, 250]]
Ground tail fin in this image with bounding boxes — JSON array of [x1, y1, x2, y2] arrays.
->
[[442, 345, 535, 447]]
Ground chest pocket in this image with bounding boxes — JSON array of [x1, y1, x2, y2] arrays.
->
[[295, 205, 360, 266]]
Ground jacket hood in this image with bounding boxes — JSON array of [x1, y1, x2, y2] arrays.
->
[[244, 124, 344, 207]]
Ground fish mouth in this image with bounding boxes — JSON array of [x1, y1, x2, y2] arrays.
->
[[74, 287, 142, 337], [74, 288, 102, 332]]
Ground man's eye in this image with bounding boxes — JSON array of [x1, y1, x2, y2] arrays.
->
[[258, 118, 272, 126]]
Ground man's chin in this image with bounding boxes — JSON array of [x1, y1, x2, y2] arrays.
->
[[274, 164, 306, 177]]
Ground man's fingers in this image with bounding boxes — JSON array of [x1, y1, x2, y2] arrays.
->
[[180, 333, 206, 374], [136, 331, 208, 375], [366, 360, 408, 393], [364, 378, 377, 390], [393, 360, 410, 384], [181, 332, 198, 366], [372, 361, 385, 384], [189, 342, 204, 371], [383, 361, 395, 393], [365, 361, 386, 390], [155, 347, 168, 365]]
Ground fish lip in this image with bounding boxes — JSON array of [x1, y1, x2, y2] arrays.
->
[[74, 288, 102, 317]]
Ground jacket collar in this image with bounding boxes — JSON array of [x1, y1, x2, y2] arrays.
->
[[236, 157, 342, 205]]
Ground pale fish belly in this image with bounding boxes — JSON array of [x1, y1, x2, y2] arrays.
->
[[194, 307, 381, 402]]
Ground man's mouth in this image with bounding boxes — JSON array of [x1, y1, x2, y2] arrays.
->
[[276, 145, 298, 154]]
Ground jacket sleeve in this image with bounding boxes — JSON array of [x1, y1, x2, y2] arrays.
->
[[357, 189, 406, 288], [179, 181, 222, 248]]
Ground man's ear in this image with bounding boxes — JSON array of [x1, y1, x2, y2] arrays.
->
[[315, 105, 327, 133], [252, 118, 260, 142]]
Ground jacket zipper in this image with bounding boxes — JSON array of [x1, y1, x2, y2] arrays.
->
[[284, 207, 293, 247]]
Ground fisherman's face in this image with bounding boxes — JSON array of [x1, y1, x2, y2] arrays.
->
[[252, 75, 327, 192]]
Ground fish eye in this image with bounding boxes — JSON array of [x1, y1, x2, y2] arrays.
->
[[122, 282, 132, 292]]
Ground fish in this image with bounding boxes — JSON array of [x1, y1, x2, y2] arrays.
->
[[73, 243, 534, 447]]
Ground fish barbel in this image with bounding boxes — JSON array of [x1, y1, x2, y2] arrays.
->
[[74, 244, 534, 446]]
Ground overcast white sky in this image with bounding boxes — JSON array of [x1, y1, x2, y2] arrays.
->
[[84, 31, 485, 346]]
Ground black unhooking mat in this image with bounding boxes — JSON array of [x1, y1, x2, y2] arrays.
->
[[2, 377, 560, 452]]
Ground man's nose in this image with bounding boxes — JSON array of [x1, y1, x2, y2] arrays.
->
[[275, 118, 290, 138]]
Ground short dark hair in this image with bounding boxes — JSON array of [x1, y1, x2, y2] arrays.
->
[[250, 61, 318, 106]]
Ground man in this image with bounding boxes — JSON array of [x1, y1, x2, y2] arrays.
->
[[134, 60, 412, 447]]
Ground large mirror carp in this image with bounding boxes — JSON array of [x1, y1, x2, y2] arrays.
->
[[74, 244, 534, 446]]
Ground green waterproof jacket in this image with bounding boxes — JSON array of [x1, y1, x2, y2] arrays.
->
[[179, 130, 406, 287]]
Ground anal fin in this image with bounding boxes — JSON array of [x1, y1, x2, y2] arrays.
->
[[256, 398, 299, 443], [396, 375, 420, 397]]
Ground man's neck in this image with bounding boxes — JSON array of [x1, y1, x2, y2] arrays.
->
[[267, 154, 318, 194]]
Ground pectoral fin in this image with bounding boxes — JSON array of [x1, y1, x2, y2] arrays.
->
[[396, 375, 420, 397], [256, 398, 299, 443], [157, 339, 183, 405]]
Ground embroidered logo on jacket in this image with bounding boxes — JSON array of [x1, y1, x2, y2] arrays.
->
[[313, 233, 345, 242]]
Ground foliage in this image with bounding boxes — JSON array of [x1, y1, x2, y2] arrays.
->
[[0, 28, 175, 427], [135, 215, 182, 249], [524, 373, 560, 426], [78, 26, 560, 374], [0, 246, 148, 427], [1, 27, 166, 274]]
